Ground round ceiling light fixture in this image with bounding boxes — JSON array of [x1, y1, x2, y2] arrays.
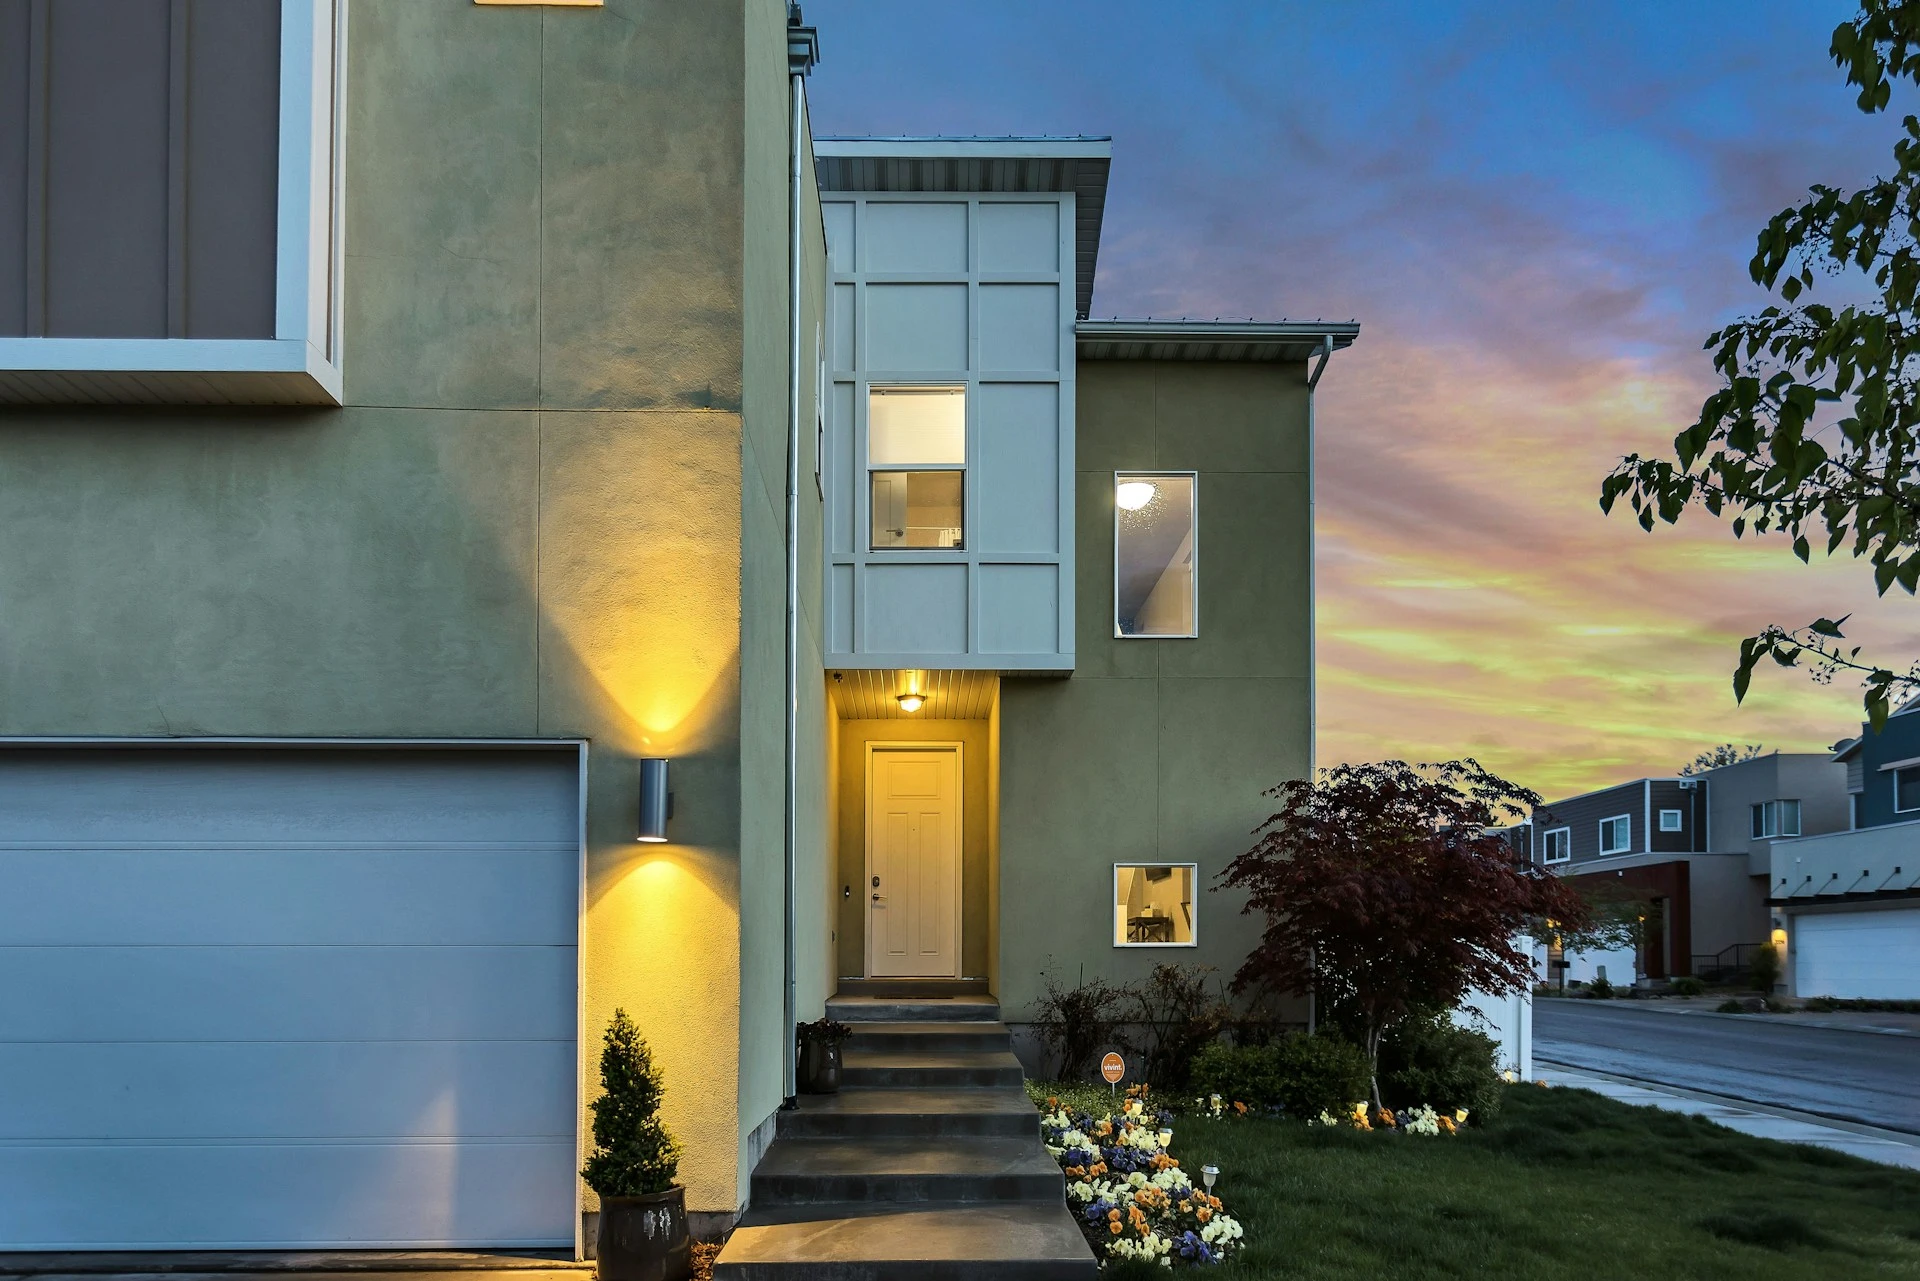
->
[[1116, 480, 1157, 511], [896, 692, 925, 713]]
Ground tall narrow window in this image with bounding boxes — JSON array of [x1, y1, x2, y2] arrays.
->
[[1115, 473, 1197, 637], [869, 386, 965, 549]]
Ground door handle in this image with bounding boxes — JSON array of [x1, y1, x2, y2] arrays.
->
[[872, 893, 884, 902]]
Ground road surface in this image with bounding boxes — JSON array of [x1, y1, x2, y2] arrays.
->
[[1534, 1000, 1920, 1132]]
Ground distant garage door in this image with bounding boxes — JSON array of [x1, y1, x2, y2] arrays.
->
[[1793, 907, 1920, 1001], [0, 746, 581, 1251]]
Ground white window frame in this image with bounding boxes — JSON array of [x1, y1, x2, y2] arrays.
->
[[1898, 767, 1920, 814], [1751, 799, 1804, 836], [1113, 470, 1199, 640], [1658, 808, 1683, 832], [866, 383, 967, 552], [1542, 826, 1571, 865], [1112, 862, 1199, 948], [0, 0, 346, 405], [1598, 814, 1632, 855]]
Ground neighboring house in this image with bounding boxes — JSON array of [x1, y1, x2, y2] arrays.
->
[[0, 0, 1347, 1264], [1519, 754, 1846, 982], [1776, 707, 1920, 998]]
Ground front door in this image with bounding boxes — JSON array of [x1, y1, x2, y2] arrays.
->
[[866, 746, 961, 978]]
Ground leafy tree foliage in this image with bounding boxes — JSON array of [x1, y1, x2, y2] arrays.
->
[[1679, 742, 1767, 775], [1600, 1, 1920, 730], [1219, 760, 1589, 1105], [581, 1008, 681, 1197]]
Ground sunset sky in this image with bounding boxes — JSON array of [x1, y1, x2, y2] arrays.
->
[[806, 0, 1920, 798]]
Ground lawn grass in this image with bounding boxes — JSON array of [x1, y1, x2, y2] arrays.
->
[[1033, 1081, 1920, 1279]]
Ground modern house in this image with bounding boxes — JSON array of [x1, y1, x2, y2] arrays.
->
[[1518, 753, 1846, 983], [1775, 707, 1920, 998], [0, 0, 1347, 1269]]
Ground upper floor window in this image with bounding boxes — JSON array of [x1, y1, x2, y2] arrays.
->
[[1750, 799, 1801, 838], [1598, 815, 1631, 855], [1542, 827, 1571, 864], [869, 386, 964, 549], [1894, 766, 1920, 815], [1115, 473, 1197, 637], [1658, 808, 1684, 832]]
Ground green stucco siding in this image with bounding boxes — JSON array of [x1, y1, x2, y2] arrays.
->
[[996, 360, 1316, 1025], [0, 0, 777, 1220]]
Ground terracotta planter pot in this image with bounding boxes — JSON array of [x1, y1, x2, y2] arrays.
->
[[596, 1186, 691, 1281], [797, 1035, 843, 1094]]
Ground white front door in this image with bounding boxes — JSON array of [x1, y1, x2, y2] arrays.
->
[[866, 746, 961, 978]]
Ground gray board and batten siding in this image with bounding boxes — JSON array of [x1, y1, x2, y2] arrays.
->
[[0, 0, 280, 340], [1532, 779, 1707, 864]]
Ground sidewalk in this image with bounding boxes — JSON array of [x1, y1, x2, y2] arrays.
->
[[1539, 993, 1920, 1038], [1535, 1061, 1920, 1171]]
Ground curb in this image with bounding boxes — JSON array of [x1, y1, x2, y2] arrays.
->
[[1533, 1057, 1920, 1142]]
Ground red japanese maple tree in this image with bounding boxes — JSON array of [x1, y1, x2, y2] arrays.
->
[[1220, 759, 1589, 1104]]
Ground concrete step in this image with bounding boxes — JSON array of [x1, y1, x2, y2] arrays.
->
[[749, 1137, 1064, 1206], [841, 1049, 1024, 1089], [844, 1021, 1012, 1053], [833, 978, 991, 999], [714, 1201, 1097, 1280], [778, 1086, 1039, 1139], [826, 995, 1001, 1024]]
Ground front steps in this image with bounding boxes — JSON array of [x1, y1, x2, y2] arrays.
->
[[713, 997, 1095, 1280]]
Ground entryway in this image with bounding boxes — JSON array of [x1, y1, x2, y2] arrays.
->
[[865, 745, 962, 979]]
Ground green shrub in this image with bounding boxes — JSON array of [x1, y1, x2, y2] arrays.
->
[[1190, 1033, 1372, 1120], [1587, 976, 1615, 999], [580, 1008, 681, 1196], [1671, 976, 1705, 997], [1032, 969, 1125, 1080], [1377, 1014, 1504, 1123], [1750, 943, 1782, 993], [1716, 999, 1747, 1013]]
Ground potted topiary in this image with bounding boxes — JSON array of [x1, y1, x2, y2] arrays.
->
[[582, 1009, 690, 1281], [795, 1017, 853, 1094]]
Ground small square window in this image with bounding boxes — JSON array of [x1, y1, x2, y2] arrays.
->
[[1658, 809, 1683, 832], [1114, 864, 1196, 946], [1598, 815, 1631, 855], [1542, 827, 1571, 864], [1115, 473, 1196, 637]]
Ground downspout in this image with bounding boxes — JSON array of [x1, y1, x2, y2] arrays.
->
[[782, 10, 818, 1108]]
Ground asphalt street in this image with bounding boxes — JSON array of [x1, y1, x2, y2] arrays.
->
[[1534, 1000, 1920, 1132]]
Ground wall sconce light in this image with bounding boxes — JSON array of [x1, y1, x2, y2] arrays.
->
[[896, 692, 924, 713], [638, 757, 672, 843]]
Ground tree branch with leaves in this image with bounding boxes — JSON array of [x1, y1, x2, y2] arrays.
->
[[1600, 0, 1920, 730]]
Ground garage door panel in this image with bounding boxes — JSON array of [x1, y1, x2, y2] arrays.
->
[[0, 750, 579, 847], [1, 945, 578, 1043], [1794, 908, 1920, 1001], [0, 747, 581, 1250], [0, 1139, 577, 1249], [0, 846, 577, 945], [0, 1039, 576, 1140]]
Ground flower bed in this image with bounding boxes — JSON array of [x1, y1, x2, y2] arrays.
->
[[1039, 1089, 1245, 1268], [1306, 1101, 1470, 1134]]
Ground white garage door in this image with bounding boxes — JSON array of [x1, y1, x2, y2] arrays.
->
[[0, 747, 581, 1251], [1794, 907, 1920, 1000]]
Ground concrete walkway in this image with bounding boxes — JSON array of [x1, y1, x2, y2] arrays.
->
[[1536, 1061, 1920, 1171]]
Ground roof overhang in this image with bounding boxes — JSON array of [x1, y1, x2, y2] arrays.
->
[[812, 137, 1112, 319], [1075, 319, 1361, 363]]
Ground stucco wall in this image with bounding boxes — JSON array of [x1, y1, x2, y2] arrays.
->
[[0, 0, 773, 1222], [996, 360, 1315, 1029], [835, 718, 996, 980], [735, 0, 832, 1209]]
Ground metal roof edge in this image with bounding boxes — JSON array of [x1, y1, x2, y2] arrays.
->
[[814, 136, 1113, 160], [1077, 319, 1360, 344]]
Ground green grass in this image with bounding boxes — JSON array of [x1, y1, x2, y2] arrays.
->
[[1035, 1082, 1920, 1279]]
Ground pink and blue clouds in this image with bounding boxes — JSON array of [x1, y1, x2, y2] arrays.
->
[[807, 1, 1917, 795]]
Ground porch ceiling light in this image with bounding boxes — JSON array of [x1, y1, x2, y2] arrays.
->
[[896, 692, 925, 713], [638, 757, 671, 843], [1116, 480, 1157, 511]]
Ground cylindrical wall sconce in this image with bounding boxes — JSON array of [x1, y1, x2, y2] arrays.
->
[[638, 758, 671, 843]]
